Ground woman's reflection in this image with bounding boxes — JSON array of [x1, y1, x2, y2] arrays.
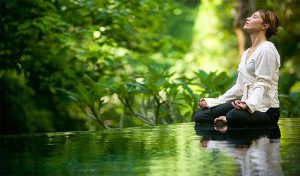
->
[[195, 124, 283, 176]]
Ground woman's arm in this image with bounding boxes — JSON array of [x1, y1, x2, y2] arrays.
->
[[203, 73, 244, 108], [244, 48, 279, 112]]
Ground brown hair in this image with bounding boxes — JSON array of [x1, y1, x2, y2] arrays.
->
[[258, 10, 280, 39]]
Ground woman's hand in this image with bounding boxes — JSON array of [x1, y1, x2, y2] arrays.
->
[[198, 99, 208, 109], [231, 100, 248, 110]]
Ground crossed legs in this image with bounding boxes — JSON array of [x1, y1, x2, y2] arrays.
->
[[194, 102, 233, 124], [194, 102, 279, 127]]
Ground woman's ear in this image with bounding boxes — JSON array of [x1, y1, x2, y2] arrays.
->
[[262, 23, 270, 30]]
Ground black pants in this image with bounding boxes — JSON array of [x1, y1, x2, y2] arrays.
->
[[194, 102, 280, 127]]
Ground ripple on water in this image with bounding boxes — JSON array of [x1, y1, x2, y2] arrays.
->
[[1, 118, 300, 176]]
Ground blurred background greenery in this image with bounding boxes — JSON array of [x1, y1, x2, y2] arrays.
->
[[1, 0, 299, 134]]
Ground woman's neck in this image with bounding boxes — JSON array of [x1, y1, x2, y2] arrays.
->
[[250, 33, 267, 48]]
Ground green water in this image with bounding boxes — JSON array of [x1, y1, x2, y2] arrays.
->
[[1, 118, 300, 176]]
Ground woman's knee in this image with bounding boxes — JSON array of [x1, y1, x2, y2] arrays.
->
[[194, 109, 212, 123], [226, 109, 245, 125], [226, 109, 240, 118]]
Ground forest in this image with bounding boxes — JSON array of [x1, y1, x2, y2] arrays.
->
[[1, 0, 300, 134]]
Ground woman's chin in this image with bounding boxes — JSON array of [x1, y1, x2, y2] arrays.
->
[[243, 26, 250, 31]]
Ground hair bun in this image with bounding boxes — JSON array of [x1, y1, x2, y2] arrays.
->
[[259, 10, 280, 38]]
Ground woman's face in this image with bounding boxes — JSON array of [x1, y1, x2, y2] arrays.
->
[[243, 11, 265, 32]]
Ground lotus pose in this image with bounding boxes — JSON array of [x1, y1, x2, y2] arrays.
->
[[194, 10, 281, 127]]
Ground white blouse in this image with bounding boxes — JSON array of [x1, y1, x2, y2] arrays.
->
[[204, 41, 280, 113]]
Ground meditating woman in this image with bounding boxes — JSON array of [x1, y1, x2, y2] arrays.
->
[[194, 10, 281, 127]]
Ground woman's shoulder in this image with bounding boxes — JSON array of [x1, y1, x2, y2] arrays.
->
[[250, 41, 278, 57], [258, 41, 278, 53], [255, 41, 281, 65]]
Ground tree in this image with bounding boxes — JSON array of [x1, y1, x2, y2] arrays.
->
[[234, 0, 256, 55]]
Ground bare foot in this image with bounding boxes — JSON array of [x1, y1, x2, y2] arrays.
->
[[214, 116, 227, 126]]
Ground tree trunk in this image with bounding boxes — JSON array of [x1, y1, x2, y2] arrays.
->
[[234, 0, 256, 56]]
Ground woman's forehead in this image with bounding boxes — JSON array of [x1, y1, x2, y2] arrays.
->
[[253, 11, 261, 16]]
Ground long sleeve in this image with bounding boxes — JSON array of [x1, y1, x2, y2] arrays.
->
[[244, 48, 278, 113], [204, 72, 243, 108]]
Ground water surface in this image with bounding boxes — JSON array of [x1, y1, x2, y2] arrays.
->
[[1, 118, 300, 175]]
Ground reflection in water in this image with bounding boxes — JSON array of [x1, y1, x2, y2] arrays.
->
[[195, 123, 283, 176], [2, 119, 300, 175]]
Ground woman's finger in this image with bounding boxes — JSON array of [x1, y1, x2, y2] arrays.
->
[[198, 101, 203, 108], [199, 100, 208, 108], [231, 101, 239, 109], [200, 103, 206, 108], [237, 102, 247, 110]]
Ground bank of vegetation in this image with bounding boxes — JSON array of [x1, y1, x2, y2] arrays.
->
[[1, 0, 299, 134]]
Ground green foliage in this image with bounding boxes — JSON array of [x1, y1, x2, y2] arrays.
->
[[174, 69, 236, 119], [0, 71, 54, 133], [279, 92, 300, 117], [193, 70, 236, 98], [0, 0, 192, 134], [278, 74, 300, 117], [131, 65, 174, 124]]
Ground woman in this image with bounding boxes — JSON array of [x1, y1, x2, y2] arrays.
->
[[194, 10, 281, 127]]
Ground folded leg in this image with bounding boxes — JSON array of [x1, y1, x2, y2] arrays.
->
[[194, 102, 234, 123]]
